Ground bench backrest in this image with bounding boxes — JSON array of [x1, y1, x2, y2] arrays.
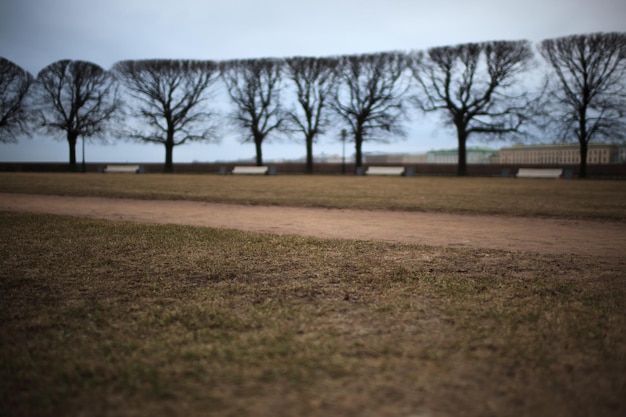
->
[[517, 168, 563, 178], [104, 165, 140, 173], [366, 166, 406, 175], [232, 166, 269, 175]]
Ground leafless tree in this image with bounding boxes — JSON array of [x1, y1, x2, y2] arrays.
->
[[33, 60, 119, 170], [410, 41, 538, 176], [333, 52, 410, 169], [0, 57, 34, 143], [221, 58, 285, 166], [113, 59, 220, 173], [284, 56, 339, 173], [539, 32, 626, 178]]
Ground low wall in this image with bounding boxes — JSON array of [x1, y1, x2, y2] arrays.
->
[[1, 162, 625, 178]]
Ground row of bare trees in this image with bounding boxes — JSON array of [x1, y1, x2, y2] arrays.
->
[[1, 32, 624, 177]]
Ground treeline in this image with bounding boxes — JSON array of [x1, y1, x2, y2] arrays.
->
[[1, 32, 624, 177]]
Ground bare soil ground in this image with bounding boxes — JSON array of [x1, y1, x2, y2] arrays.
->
[[2, 193, 624, 257]]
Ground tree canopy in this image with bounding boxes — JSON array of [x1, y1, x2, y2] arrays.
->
[[333, 52, 410, 169], [221, 58, 285, 166], [284, 56, 339, 173], [33, 59, 119, 170], [539, 32, 626, 178], [0, 57, 34, 143], [410, 40, 539, 176], [113, 59, 220, 172]]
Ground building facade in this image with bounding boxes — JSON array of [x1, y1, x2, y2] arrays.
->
[[362, 143, 626, 166], [364, 153, 428, 164], [498, 143, 620, 164], [426, 148, 496, 164]]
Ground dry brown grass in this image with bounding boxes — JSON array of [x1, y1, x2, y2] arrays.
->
[[1, 172, 625, 220], [1, 211, 625, 417]]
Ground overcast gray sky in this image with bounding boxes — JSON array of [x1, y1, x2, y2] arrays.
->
[[1, 0, 625, 163]]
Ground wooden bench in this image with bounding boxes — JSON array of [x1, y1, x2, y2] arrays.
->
[[104, 165, 141, 173], [231, 166, 269, 175], [516, 168, 563, 178], [366, 166, 406, 176]]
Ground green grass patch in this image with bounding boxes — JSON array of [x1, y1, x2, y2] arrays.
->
[[1, 172, 625, 220], [1, 211, 625, 416]]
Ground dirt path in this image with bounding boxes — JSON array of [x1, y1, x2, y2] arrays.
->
[[1, 192, 625, 257]]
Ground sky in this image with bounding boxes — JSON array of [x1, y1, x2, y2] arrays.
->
[[1, 0, 625, 164]]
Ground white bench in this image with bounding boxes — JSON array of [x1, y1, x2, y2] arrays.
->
[[104, 165, 141, 173], [231, 166, 269, 175], [516, 168, 563, 178], [366, 166, 406, 176]]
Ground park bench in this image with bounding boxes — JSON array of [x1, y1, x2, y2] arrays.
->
[[366, 166, 406, 176], [516, 168, 563, 178], [231, 166, 269, 175], [104, 165, 141, 173]]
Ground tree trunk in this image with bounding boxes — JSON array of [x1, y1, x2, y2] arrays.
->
[[255, 139, 263, 166], [306, 135, 314, 174], [67, 131, 78, 171], [81, 137, 86, 173], [577, 115, 588, 179], [579, 140, 588, 179], [354, 127, 364, 170], [457, 130, 468, 177], [354, 141, 363, 170], [164, 141, 174, 173]]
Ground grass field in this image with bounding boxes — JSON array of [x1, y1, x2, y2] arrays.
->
[[1, 172, 625, 220], [1, 173, 625, 417]]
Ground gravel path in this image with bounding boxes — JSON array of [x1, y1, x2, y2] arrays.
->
[[1, 193, 625, 257]]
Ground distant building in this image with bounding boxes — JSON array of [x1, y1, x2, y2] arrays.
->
[[364, 148, 497, 164], [426, 147, 497, 164], [498, 143, 621, 164], [364, 152, 428, 164], [319, 143, 626, 166], [316, 153, 345, 163], [618, 146, 626, 163]]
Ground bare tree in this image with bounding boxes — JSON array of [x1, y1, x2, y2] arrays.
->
[[539, 32, 626, 178], [113, 59, 220, 173], [221, 58, 285, 166], [33, 60, 119, 170], [333, 52, 410, 169], [284, 56, 339, 173], [410, 41, 538, 176], [0, 57, 34, 143]]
